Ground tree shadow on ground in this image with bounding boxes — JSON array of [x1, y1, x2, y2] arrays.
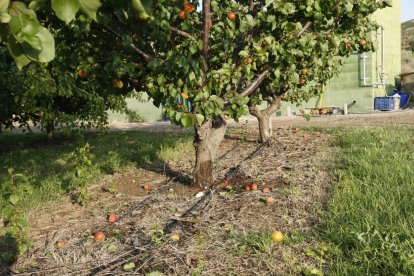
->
[[0, 233, 18, 275], [0, 130, 195, 194]]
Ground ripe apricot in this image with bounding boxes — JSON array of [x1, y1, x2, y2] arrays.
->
[[227, 12, 236, 21], [183, 3, 194, 13], [266, 197, 275, 204], [250, 183, 258, 190], [94, 232, 105, 242], [178, 10, 186, 20], [108, 214, 118, 223], [245, 185, 251, 191], [359, 39, 367, 46], [262, 187, 270, 193], [78, 70, 87, 78]]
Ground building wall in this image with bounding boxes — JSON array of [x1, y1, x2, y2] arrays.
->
[[371, 0, 401, 97], [282, 1, 402, 114]]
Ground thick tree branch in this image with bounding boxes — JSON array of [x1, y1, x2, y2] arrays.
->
[[171, 27, 196, 40], [263, 95, 283, 116], [202, 0, 211, 70], [240, 68, 269, 97]]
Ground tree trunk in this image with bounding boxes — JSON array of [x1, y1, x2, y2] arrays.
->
[[257, 113, 272, 142], [249, 95, 282, 143], [193, 117, 227, 187], [46, 121, 55, 143]]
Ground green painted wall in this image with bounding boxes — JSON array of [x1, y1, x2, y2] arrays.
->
[[281, 1, 402, 114]]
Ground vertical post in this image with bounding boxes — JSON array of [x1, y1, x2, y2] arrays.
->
[[286, 106, 291, 117], [343, 104, 348, 116]]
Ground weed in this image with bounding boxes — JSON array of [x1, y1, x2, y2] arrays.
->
[[225, 230, 273, 255], [0, 168, 31, 263], [70, 143, 94, 205], [149, 224, 164, 246]]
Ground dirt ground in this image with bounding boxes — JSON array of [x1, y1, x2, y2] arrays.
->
[[3, 110, 414, 275], [4, 127, 334, 275]]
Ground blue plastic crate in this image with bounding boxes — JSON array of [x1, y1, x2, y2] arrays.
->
[[374, 97, 395, 111]]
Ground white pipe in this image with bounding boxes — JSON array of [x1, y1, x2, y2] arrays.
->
[[360, 25, 388, 87]]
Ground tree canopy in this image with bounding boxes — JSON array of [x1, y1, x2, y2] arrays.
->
[[0, 0, 390, 185]]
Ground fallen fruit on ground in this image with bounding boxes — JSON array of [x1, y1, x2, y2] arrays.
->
[[251, 183, 258, 190], [170, 233, 180, 241], [245, 185, 251, 191], [271, 231, 284, 243], [263, 187, 270, 193], [223, 179, 229, 186], [56, 240, 65, 248], [108, 214, 118, 223], [94, 232, 105, 242], [144, 183, 151, 190], [266, 197, 274, 204]]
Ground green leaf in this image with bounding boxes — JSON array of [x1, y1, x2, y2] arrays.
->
[[0, 0, 9, 13], [9, 194, 20, 205], [245, 14, 255, 27], [180, 114, 193, 128], [0, 12, 11, 23], [22, 27, 55, 62], [131, 0, 150, 21], [123, 262, 136, 271], [8, 2, 36, 18], [195, 114, 204, 126], [7, 36, 32, 69], [239, 50, 249, 57], [78, 0, 101, 21], [51, 0, 80, 24]]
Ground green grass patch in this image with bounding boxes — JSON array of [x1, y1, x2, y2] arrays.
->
[[0, 131, 193, 214], [324, 127, 414, 274], [0, 131, 193, 262]]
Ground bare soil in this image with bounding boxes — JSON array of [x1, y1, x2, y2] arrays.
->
[[7, 127, 334, 275], [5, 110, 414, 275]]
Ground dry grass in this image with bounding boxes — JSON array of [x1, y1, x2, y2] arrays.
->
[[7, 127, 334, 275]]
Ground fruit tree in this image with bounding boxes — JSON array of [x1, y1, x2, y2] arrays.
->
[[1, 0, 390, 187]]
